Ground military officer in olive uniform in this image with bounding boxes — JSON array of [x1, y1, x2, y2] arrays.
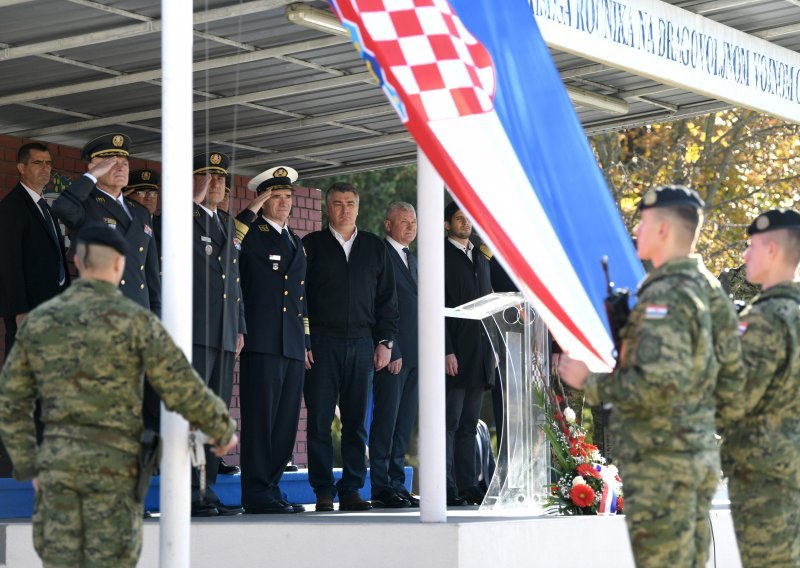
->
[[560, 185, 719, 568], [52, 133, 160, 315], [722, 209, 800, 568], [0, 223, 237, 568], [236, 165, 311, 514], [190, 151, 247, 516]]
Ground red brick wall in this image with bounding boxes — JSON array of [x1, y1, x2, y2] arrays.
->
[[0, 134, 322, 468]]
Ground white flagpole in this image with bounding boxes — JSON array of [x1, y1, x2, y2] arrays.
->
[[417, 146, 447, 522], [160, 1, 193, 565]]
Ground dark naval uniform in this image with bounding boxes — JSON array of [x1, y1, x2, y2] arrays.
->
[[237, 208, 309, 512], [51, 134, 161, 314], [190, 201, 246, 506]]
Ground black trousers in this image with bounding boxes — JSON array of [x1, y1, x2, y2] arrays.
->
[[190, 344, 235, 504], [369, 364, 418, 496], [304, 335, 373, 499], [445, 386, 484, 497], [239, 352, 304, 507]]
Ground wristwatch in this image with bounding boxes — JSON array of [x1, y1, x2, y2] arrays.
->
[[378, 339, 394, 350]]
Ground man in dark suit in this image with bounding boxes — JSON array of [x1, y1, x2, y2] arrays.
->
[[52, 133, 160, 314], [0, 142, 70, 354], [189, 152, 246, 517], [303, 182, 399, 512], [236, 165, 310, 514], [443, 201, 495, 506], [370, 202, 419, 508]]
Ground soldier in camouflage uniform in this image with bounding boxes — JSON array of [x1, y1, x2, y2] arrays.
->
[[722, 209, 800, 568], [0, 223, 238, 568], [719, 264, 761, 304], [560, 185, 719, 568]]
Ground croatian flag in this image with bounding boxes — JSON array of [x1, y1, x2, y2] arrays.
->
[[329, 0, 644, 371]]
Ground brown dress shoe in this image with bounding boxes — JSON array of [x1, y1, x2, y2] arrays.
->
[[338, 493, 372, 511], [315, 496, 334, 512]]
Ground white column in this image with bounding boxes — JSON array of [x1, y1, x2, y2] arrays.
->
[[417, 147, 447, 523], [160, 1, 194, 566]]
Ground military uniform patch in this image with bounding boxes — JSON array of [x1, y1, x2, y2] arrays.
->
[[644, 305, 668, 319], [258, 224, 269, 232], [737, 322, 749, 336], [636, 335, 662, 363], [144, 224, 153, 237], [95, 196, 106, 203]]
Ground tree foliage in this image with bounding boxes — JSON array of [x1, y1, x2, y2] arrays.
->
[[592, 109, 800, 275]]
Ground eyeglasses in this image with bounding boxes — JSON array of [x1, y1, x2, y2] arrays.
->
[[135, 190, 158, 197]]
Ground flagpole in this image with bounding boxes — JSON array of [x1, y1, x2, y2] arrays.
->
[[160, 0, 193, 565], [417, 146, 447, 523]]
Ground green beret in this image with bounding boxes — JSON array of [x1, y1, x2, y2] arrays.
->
[[748, 208, 800, 235], [81, 133, 131, 162], [639, 184, 704, 210], [76, 222, 129, 256]]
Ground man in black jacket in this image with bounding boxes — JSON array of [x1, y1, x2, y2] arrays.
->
[[0, 142, 70, 354], [444, 202, 495, 506], [236, 165, 310, 514], [303, 182, 399, 512], [189, 152, 246, 517], [370, 202, 419, 508], [52, 133, 160, 315]]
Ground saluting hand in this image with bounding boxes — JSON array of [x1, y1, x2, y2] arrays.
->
[[246, 189, 273, 213], [87, 156, 123, 179]]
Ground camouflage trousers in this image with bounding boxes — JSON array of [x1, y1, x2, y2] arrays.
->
[[621, 450, 719, 568], [33, 438, 142, 568], [729, 472, 800, 567]]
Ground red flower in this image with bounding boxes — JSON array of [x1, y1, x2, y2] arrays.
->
[[570, 484, 595, 508], [576, 463, 602, 479]]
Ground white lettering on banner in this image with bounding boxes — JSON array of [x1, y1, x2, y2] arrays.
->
[[529, 0, 800, 123]]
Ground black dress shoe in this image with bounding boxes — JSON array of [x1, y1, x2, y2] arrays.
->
[[215, 502, 244, 516], [279, 500, 306, 513], [463, 486, 486, 506], [398, 490, 420, 507], [284, 463, 299, 472], [245, 501, 294, 514], [371, 491, 411, 509], [218, 460, 240, 475], [316, 496, 334, 512], [338, 493, 372, 511], [446, 495, 467, 507], [191, 503, 219, 517]]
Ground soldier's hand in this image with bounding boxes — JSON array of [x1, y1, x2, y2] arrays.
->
[[305, 349, 314, 370], [209, 433, 238, 457], [246, 189, 273, 213], [32, 477, 40, 493], [193, 174, 212, 203], [374, 344, 391, 371], [387, 358, 402, 375], [558, 355, 589, 390], [87, 156, 123, 179], [445, 353, 458, 376]]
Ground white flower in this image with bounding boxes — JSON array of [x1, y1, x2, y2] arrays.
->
[[564, 407, 576, 423], [572, 475, 586, 486]]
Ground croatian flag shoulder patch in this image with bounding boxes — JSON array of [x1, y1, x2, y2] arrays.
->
[[738, 322, 749, 336], [644, 305, 668, 319]]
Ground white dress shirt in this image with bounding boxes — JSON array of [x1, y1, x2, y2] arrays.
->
[[330, 226, 358, 261], [385, 235, 409, 269]]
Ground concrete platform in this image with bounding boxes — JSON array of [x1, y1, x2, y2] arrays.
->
[[1, 507, 741, 568]]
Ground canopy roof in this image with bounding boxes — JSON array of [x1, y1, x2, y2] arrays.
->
[[1, 0, 798, 178]]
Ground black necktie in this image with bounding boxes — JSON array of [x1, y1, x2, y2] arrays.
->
[[38, 199, 65, 285], [403, 247, 417, 285], [282, 227, 295, 249], [214, 212, 226, 238]]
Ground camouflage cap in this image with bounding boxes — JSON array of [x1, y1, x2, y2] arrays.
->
[[76, 222, 129, 256], [748, 208, 800, 235], [639, 184, 704, 210], [81, 133, 132, 162], [126, 168, 160, 191]]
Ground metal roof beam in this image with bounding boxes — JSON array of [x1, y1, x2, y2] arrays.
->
[[234, 132, 414, 167], [11, 72, 375, 137], [0, 36, 347, 106], [0, 0, 292, 61], [584, 100, 732, 135], [300, 152, 419, 179], [692, 0, 765, 14]]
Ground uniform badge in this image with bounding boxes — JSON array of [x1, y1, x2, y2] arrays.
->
[[112, 135, 124, 147], [194, 210, 201, 218], [205, 244, 213, 256], [95, 196, 106, 203], [142, 171, 151, 181], [275, 167, 288, 177], [258, 225, 269, 232], [737, 322, 749, 336], [210, 153, 222, 165], [269, 254, 281, 261], [644, 305, 668, 319], [273, 263, 279, 271], [103, 217, 117, 229], [144, 224, 153, 237], [756, 215, 770, 231], [233, 238, 241, 251]]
